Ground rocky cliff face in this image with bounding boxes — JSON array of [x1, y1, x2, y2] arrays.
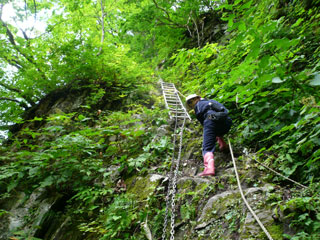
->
[[0, 83, 293, 240]]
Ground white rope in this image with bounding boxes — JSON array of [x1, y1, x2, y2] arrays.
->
[[249, 155, 308, 189], [227, 137, 274, 240], [175, 89, 186, 99]]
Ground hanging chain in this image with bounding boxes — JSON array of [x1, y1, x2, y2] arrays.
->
[[169, 113, 186, 240], [162, 100, 179, 240], [160, 83, 188, 240], [161, 111, 187, 240]]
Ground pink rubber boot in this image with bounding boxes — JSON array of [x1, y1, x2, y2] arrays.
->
[[198, 152, 215, 176], [216, 136, 228, 152]]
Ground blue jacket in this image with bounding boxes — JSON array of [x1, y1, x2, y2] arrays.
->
[[194, 98, 229, 125]]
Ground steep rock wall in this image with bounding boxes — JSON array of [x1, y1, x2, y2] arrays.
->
[[0, 83, 295, 240]]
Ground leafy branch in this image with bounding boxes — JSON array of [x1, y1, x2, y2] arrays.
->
[[0, 97, 29, 109], [0, 82, 36, 107], [0, 9, 48, 82], [151, 0, 186, 28]]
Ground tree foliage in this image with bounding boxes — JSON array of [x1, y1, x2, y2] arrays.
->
[[164, 0, 320, 182], [0, 0, 150, 127], [1, 0, 320, 239]]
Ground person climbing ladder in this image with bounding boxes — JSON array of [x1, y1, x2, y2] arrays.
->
[[186, 94, 232, 176]]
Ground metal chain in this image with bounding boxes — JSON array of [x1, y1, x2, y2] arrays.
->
[[162, 100, 179, 240], [170, 113, 186, 240], [161, 83, 187, 240]]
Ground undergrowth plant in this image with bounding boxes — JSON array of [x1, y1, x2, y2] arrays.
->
[[163, 0, 320, 183], [160, 0, 320, 238], [0, 102, 172, 239]]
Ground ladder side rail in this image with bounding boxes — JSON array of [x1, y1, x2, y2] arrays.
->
[[173, 87, 191, 120], [161, 81, 173, 120], [161, 81, 191, 121]]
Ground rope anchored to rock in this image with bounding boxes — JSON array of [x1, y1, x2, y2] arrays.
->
[[242, 149, 308, 189], [228, 137, 274, 240]]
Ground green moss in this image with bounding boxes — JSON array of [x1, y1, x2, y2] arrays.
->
[[125, 175, 161, 202], [267, 224, 283, 240], [194, 182, 210, 193], [178, 179, 193, 189], [201, 192, 241, 223]]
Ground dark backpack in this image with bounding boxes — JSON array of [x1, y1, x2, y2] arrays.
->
[[207, 101, 229, 122]]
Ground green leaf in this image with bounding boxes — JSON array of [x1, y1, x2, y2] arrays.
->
[[238, 21, 246, 31], [310, 74, 320, 86], [272, 77, 283, 83], [240, 0, 253, 10], [78, 114, 90, 121], [7, 181, 18, 192], [292, 18, 303, 28], [30, 117, 43, 121], [40, 176, 54, 188], [228, 18, 234, 28]]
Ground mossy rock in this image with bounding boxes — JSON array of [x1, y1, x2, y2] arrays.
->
[[125, 174, 164, 202]]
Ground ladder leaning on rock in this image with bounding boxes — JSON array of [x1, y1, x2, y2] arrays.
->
[[160, 81, 191, 121], [160, 80, 189, 240]]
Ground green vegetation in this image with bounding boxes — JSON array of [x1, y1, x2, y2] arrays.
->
[[1, 0, 320, 239]]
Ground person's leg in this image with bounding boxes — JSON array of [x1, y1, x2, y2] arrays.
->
[[216, 117, 232, 151], [199, 119, 216, 176], [202, 119, 217, 156], [216, 136, 228, 151]]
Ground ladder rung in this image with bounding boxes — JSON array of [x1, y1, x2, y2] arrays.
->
[[166, 94, 179, 99], [172, 116, 188, 119], [163, 87, 175, 89], [170, 110, 186, 112], [171, 113, 187, 116], [161, 81, 191, 121], [165, 95, 178, 97], [165, 97, 178, 99], [170, 113, 186, 115]]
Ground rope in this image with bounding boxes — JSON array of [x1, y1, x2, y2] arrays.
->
[[175, 89, 186, 99], [227, 137, 274, 240], [247, 154, 308, 189]]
